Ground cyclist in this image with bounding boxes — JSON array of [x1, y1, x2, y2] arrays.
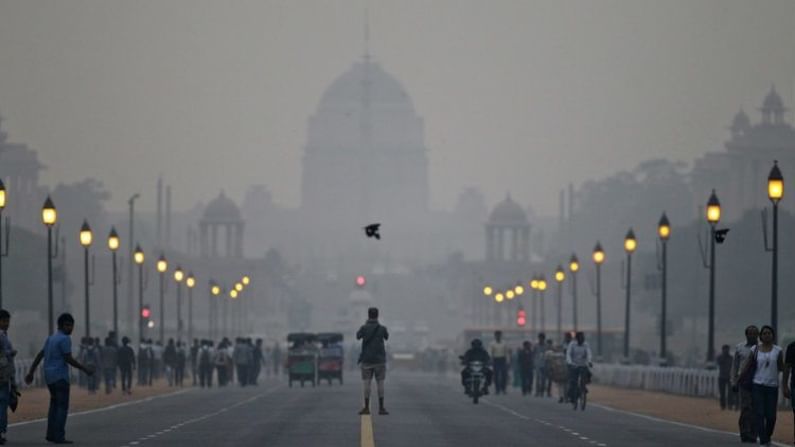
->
[[566, 331, 592, 410]]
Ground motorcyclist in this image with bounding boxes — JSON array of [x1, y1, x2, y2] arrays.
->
[[460, 339, 493, 395]]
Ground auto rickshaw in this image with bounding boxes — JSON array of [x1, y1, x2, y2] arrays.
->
[[286, 333, 318, 388], [317, 333, 344, 385]]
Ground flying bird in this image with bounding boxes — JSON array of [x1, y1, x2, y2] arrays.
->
[[364, 223, 381, 240], [715, 228, 730, 244]]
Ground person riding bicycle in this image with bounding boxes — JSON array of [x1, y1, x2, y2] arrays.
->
[[460, 339, 493, 395], [566, 331, 592, 408]]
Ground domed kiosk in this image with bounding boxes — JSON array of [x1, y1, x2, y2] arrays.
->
[[486, 194, 530, 262], [199, 191, 245, 258]]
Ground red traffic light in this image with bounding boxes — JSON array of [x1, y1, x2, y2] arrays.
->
[[141, 307, 151, 319], [355, 275, 366, 287], [516, 309, 526, 327]]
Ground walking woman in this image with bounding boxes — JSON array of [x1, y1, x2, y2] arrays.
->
[[746, 325, 783, 446]]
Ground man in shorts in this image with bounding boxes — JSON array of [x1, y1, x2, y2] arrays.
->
[[356, 307, 389, 415]]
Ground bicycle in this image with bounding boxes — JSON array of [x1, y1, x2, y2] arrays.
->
[[570, 365, 590, 411]]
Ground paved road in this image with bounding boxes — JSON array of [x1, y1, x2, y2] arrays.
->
[[6, 373, 746, 446]]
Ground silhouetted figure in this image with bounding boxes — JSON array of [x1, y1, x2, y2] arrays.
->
[[118, 337, 135, 395], [101, 337, 118, 394], [357, 307, 389, 415], [364, 223, 381, 240]]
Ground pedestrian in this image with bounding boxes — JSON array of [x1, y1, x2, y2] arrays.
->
[[152, 341, 164, 381], [251, 339, 264, 385], [175, 341, 187, 387], [82, 338, 100, 394], [137, 339, 149, 386], [0, 310, 17, 445], [517, 341, 534, 396], [216, 340, 230, 387], [716, 344, 732, 410], [233, 338, 251, 387], [490, 330, 508, 394], [356, 307, 389, 415], [731, 325, 759, 443], [101, 337, 118, 394], [534, 333, 548, 397], [117, 337, 135, 395], [163, 339, 177, 387], [24, 313, 95, 444], [545, 339, 554, 397], [198, 340, 214, 388], [783, 335, 795, 446], [741, 325, 782, 447], [190, 339, 199, 387]]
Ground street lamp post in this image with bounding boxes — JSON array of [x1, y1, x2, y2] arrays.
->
[[569, 254, 580, 332], [554, 266, 565, 342], [623, 228, 637, 360], [538, 275, 547, 333], [79, 220, 94, 338], [658, 214, 671, 362], [706, 190, 721, 362], [592, 242, 605, 357], [108, 227, 120, 338], [186, 272, 195, 344], [156, 254, 168, 343], [127, 194, 139, 337], [767, 162, 783, 334], [42, 196, 58, 333], [174, 266, 184, 342], [134, 245, 145, 343], [0, 179, 7, 308], [210, 282, 221, 339]]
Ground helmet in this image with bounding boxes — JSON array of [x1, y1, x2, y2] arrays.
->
[[471, 339, 483, 349]]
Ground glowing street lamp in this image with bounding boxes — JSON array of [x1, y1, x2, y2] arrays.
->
[[134, 244, 145, 342], [506, 290, 515, 300], [242, 275, 251, 286], [593, 242, 605, 356], [705, 190, 720, 361], [186, 271, 195, 343], [495, 292, 504, 303], [483, 286, 493, 296], [0, 179, 7, 308], [79, 220, 93, 338], [658, 213, 670, 361], [235, 282, 244, 292], [768, 161, 784, 336], [42, 196, 58, 333], [174, 266, 184, 341], [569, 254, 580, 331], [157, 254, 168, 343], [108, 227, 121, 337], [555, 265, 565, 341], [623, 228, 636, 359]]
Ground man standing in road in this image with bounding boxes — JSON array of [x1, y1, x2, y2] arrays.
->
[[731, 325, 758, 444], [716, 344, 733, 410], [490, 331, 508, 394], [357, 307, 389, 415], [534, 333, 548, 397], [0, 310, 17, 445], [25, 313, 95, 444], [117, 337, 135, 395]]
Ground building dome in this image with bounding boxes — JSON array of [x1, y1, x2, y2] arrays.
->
[[202, 191, 241, 222], [317, 60, 415, 112], [488, 194, 528, 225], [730, 108, 751, 133], [763, 86, 785, 111]]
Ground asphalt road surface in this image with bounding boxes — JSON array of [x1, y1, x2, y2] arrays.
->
[[6, 373, 748, 446]]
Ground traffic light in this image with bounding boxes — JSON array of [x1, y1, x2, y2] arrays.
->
[[141, 305, 151, 328], [355, 275, 366, 288], [516, 308, 526, 327]]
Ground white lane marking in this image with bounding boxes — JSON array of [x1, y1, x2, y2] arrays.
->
[[9, 388, 193, 428], [123, 384, 282, 445], [589, 403, 789, 447], [483, 399, 607, 446]]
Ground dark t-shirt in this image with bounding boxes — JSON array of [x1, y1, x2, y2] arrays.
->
[[785, 342, 795, 386], [716, 353, 733, 379]]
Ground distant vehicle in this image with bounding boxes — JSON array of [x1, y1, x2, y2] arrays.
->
[[317, 333, 344, 386], [286, 333, 318, 388]]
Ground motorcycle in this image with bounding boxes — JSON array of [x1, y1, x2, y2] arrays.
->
[[465, 361, 485, 404]]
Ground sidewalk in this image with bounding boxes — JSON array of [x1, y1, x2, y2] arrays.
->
[[589, 384, 793, 445], [9, 379, 183, 423]]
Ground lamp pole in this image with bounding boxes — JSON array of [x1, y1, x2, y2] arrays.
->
[[569, 254, 580, 332], [108, 227, 120, 338], [592, 242, 605, 357], [174, 266, 184, 342], [623, 228, 637, 360], [706, 190, 721, 362], [0, 179, 6, 308], [79, 220, 93, 338], [767, 162, 783, 335], [127, 194, 139, 336], [658, 214, 671, 361], [186, 272, 195, 344], [554, 267, 565, 342], [42, 196, 57, 334], [157, 254, 168, 344], [134, 245, 145, 343]]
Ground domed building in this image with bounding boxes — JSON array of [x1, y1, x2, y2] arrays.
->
[[486, 194, 530, 262], [301, 57, 429, 224], [199, 190, 245, 258], [692, 86, 795, 221]]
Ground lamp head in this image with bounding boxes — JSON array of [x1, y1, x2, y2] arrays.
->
[[42, 196, 57, 226], [108, 227, 120, 251], [706, 190, 721, 224], [134, 245, 145, 265], [624, 228, 637, 254], [173, 266, 184, 282], [569, 254, 580, 272], [592, 242, 605, 265], [242, 276, 251, 286], [156, 254, 168, 273], [658, 213, 671, 241], [0, 178, 6, 210], [79, 220, 93, 247], [186, 272, 196, 288], [768, 160, 784, 203], [483, 285, 493, 296], [554, 265, 565, 283]]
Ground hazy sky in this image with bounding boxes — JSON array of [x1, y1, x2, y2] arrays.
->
[[0, 0, 793, 215]]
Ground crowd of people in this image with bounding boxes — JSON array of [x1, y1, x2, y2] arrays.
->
[[73, 334, 279, 393]]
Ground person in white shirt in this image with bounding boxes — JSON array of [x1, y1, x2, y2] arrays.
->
[[566, 332, 592, 409], [489, 331, 509, 394], [743, 325, 782, 446]]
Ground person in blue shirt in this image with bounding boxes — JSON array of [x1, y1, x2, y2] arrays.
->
[[24, 313, 94, 445]]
